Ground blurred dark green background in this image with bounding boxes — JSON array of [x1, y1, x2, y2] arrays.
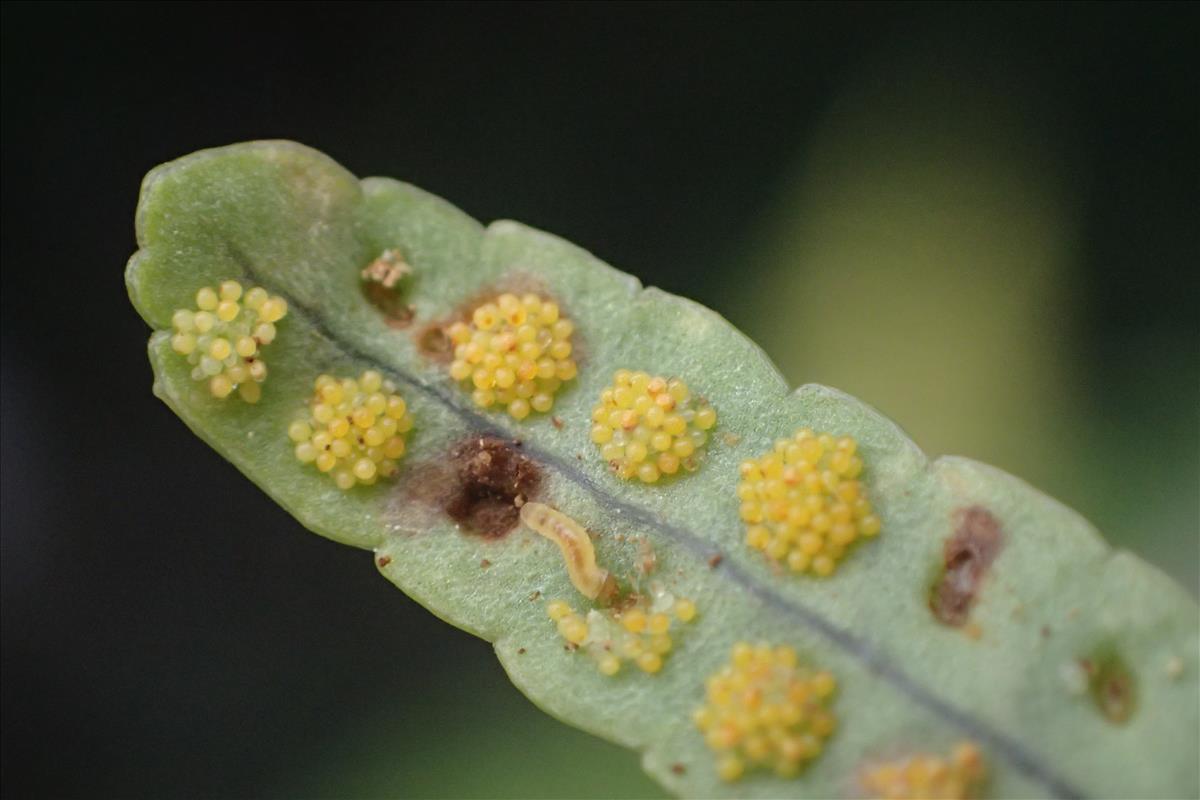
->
[[2, 3, 1196, 797]]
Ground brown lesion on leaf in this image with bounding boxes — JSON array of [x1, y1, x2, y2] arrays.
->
[[929, 506, 1004, 627], [361, 248, 415, 328], [441, 434, 543, 538], [1082, 649, 1137, 724]]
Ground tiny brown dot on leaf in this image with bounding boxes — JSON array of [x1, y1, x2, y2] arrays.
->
[[708, 553, 723, 568], [376, 555, 392, 568], [480, 559, 492, 569], [671, 763, 686, 775]]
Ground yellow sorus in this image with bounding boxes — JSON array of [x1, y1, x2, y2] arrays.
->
[[520, 503, 616, 601], [170, 280, 288, 403], [738, 429, 881, 576], [590, 370, 717, 483], [289, 370, 413, 491], [694, 642, 838, 781], [860, 742, 986, 800], [446, 293, 576, 420], [545, 592, 698, 677]]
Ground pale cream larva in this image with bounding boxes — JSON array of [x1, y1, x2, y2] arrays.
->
[[519, 502, 616, 601]]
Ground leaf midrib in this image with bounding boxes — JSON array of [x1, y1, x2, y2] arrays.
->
[[228, 244, 1086, 800]]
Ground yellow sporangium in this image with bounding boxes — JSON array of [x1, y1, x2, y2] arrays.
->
[[445, 293, 577, 420], [694, 642, 838, 782], [169, 280, 288, 403], [590, 370, 717, 483], [738, 429, 881, 576], [545, 588, 697, 677], [859, 742, 987, 800], [289, 370, 414, 490]]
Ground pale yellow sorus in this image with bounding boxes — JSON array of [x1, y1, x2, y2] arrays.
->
[[739, 429, 881, 577], [590, 369, 717, 483], [447, 293, 577, 420], [546, 591, 698, 677], [289, 370, 413, 491], [694, 641, 838, 782], [859, 742, 987, 800], [169, 280, 288, 402]]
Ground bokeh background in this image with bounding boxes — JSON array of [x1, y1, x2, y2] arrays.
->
[[2, 3, 1197, 797]]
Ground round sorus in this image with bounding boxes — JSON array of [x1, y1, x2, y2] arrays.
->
[[859, 742, 986, 800], [694, 642, 838, 781], [590, 370, 717, 483], [170, 280, 288, 403], [446, 293, 577, 420], [290, 370, 413, 491], [545, 590, 697, 677], [738, 429, 880, 576]]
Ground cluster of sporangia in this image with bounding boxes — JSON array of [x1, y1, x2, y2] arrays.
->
[[738, 429, 881, 576], [590, 370, 717, 483], [165, 277, 947, 789], [288, 371, 414, 490], [545, 593, 697, 676], [446, 293, 577, 420], [859, 742, 986, 800], [169, 280, 288, 403], [694, 642, 838, 782]]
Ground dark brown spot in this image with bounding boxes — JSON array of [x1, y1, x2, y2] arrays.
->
[[363, 281, 415, 328], [443, 435, 542, 538], [517, 647, 526, 655], [528, 590, 541, 602], [608, 591, 644, 614], [551, 416, 564, 429], [416, 324, 452, 360], [930, 506, 1004, 627], [480, 559, 492, 569], [1088, 650, 1137, 724], [376, 555, 392, 568], [707, 553, 723, 568], [671, 763, 686, 775]]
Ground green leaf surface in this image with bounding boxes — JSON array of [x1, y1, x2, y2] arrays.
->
[[126, 141, 1198, 799]]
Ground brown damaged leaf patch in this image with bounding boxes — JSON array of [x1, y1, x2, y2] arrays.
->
[[443, 434, 543, 538], [1084, 652, 1138, 725], [363, 281, 415, 328], [931, 506, 1004, 627]]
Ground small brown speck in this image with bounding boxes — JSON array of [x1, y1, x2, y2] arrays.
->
[[376, 555, 392, 568], [529, 590, 542, 602], [552, 416, 564, 429], [1041, 625, 1052, 638], [671, 763, 686, 775], [480, 559, 492, 569], [517, 647, 527, 655], [708, 553, 723, 568]]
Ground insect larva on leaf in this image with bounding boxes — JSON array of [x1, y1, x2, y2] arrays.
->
[[520, 502, 617, 602]]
